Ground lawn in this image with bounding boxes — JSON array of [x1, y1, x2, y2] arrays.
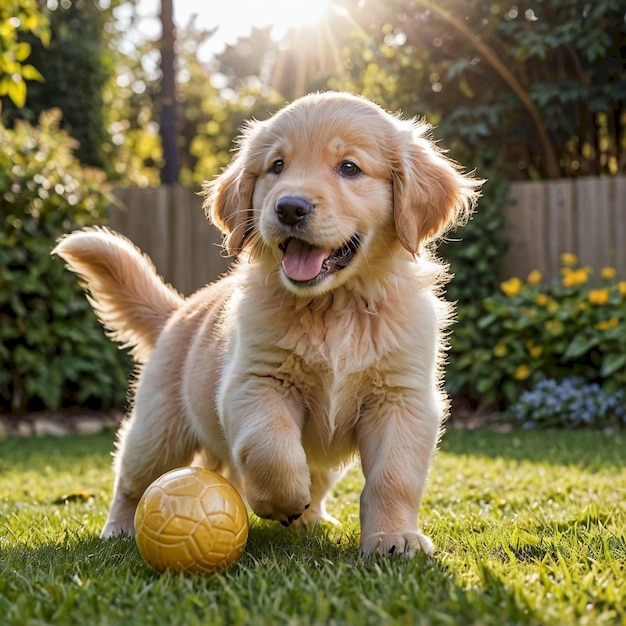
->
[[0, 427, 624, 626]]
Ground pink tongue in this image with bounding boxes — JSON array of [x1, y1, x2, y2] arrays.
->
[[282, 239, 332, 282]]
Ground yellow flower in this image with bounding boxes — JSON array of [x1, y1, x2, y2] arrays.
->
[[494, 342, 508, 357], [529, 346, 543, 358], [596, 317, 619, 331], [527, 270, 542, 285], [600, 267, 616, 280], [535, 293, 550, 306], [560, 252, 578, 267], [545, 320, 563, 335], [501, 277, 523, 297], [619, 282, 626, 297], [514, 365, 531, 380], [588, 288, 610, 305], [562, 267, 590, 287]]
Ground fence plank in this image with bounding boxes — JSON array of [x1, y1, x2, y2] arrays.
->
[[546, 179, 575, 273], [615, 177, 626, 273], [576, 177, 614, 272], [171, 185, 193, 295], [192, 192, 230, 285], [150, 186, 172, 282], [501, 181, 549, 279]]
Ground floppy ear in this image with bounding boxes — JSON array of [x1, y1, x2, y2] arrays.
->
[[202, 123, 261, 256], [202, 164, 256, 256], [391, 121, 482, 255]]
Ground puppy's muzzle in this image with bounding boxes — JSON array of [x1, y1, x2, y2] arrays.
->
[[274, 194, 361, 287], [275, 196, 313, 226]]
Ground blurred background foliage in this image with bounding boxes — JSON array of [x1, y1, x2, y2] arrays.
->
[[3, 0, 109, 168], [0, 0, 624, 414], [3, 0, 624, 185], [0, 0, 49, 108], [0, 110, 131, 412]]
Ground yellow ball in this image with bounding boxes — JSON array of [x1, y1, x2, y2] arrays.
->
[[134, 467, 248, 574]]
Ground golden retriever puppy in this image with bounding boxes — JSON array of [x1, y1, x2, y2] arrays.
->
[[53, 91, 481, 557]]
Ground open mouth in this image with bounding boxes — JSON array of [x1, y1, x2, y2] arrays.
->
[[278, 235, 361, 286]]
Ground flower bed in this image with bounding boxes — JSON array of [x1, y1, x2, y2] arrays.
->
[[448, 254, 626, 428]]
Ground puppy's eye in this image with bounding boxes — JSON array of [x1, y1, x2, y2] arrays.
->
[[270, 159, 284, 174], [339, 161, 361, 177]]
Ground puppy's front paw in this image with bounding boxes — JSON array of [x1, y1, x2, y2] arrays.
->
[[248, 490, 311, 527], [245, 471, 311, 528], [237, 436, 311, 527], [100, 493, 139, 538], [100, 515, 136, 539], [360, 531, 434, 558]]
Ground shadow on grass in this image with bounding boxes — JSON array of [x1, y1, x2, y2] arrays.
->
[[0, 431, 116, 472], [440, 427, 626, 469]]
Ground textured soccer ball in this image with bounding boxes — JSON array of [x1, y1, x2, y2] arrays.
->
[[134, 467, 249, 574]]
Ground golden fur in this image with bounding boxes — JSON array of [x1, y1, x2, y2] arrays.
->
[[53, 92, 481, 557]]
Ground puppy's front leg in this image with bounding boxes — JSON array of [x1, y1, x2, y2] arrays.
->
[[357, 392, 442, 558], [221, 377, 311, 526]]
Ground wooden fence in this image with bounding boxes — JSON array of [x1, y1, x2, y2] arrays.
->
[[501, 176, 626, 280], [109, 177, 626, 295], [109, 186, 230, 295]]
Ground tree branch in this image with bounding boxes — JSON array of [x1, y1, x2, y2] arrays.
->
[[415, 0, 561, 178]]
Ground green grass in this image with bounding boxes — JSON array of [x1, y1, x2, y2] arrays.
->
[[1, 428, 624, 625]]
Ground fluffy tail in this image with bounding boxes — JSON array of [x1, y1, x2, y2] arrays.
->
[[52, 227, 184, 362]]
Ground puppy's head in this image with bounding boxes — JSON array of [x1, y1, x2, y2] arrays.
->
[[204, 92, 481, 297]]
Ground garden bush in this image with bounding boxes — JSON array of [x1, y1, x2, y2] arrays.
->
[[0, 109, 131, 413], [447, 253, 626, 410]]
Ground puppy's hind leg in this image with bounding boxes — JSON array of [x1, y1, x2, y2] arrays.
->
[[101, 386, 197, 539]]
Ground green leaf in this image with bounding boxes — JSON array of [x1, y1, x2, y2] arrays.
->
[[21, 64, 44, 81], [14, 41, 31, 62], [6, 75, 26, 108], [476, 376, 496, 394], [600, 353, 626, 378], [563, 335, 600, 361], [477, 312, 499, 329]]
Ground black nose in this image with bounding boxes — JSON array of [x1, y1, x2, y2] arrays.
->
[[275, 196, 313, 226]]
